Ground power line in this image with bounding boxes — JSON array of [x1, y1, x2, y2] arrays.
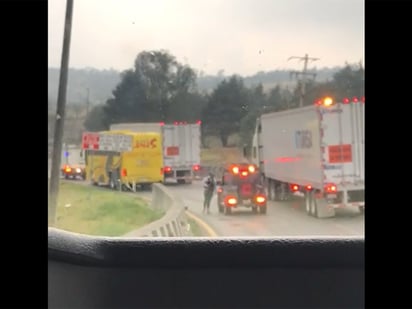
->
[[288, 54, 319, 107]]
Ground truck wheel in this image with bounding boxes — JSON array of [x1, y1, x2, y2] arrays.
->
[[259, 206, 267, 214], [305, 192, 312, 216], [224, 206, 231, 215], [217, 199, 223, 213]]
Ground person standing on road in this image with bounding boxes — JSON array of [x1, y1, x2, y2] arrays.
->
[[203, 172, 216, 214]]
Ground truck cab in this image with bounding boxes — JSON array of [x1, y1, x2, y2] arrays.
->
[[216, 163, 267, 215]]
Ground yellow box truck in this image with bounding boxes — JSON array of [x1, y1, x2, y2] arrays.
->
[[83, 131, 163, 191]]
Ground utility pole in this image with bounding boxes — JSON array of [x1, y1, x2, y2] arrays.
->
[[49, 0, 74, 225], [288, 54, 320, 107]]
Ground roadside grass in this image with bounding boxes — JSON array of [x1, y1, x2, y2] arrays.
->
[[51, 181, 164, 236], [187, 217, 206, 237]]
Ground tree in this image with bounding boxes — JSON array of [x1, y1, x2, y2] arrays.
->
[[202, 75, 250, 147], [102, 50, 198, 125], [84, 105, 109, 132]]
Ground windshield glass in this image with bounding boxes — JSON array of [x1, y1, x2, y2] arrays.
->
[[48, 0, 364, 238]]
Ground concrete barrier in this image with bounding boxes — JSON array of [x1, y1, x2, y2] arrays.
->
[[123, 183, 190, 238]]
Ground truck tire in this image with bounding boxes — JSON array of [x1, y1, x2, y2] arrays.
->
[[305, 192, 312, 216], [217, 198, 224, 213]]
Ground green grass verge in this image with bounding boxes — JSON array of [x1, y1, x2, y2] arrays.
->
[[187, 218, 207, 237], [51, 181, 164, 236]]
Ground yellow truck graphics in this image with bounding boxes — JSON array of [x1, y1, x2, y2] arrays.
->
[[83, 131, 163, 190]]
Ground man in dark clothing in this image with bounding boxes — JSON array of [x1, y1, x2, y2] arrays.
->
[[203, 172, 216, 214]]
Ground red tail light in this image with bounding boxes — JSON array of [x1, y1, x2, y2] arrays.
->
[[324, 183, 337, 193], [164, 166, 172, 173], [65, 167, 71, 173], [305, 185, 313, 191], [192, 164, 200, 171], [225, 196, 237, 206], [217, 187, 223, 193], [121, 168, 127, 177], [255, 195, 266, 205], [248, 165, 256, 173], [352, 96, 359, 103], [231, 166, 239, 174], [196, 120, 202, 125], [240, 171, 248, 177], [290, 184, 299, 192]]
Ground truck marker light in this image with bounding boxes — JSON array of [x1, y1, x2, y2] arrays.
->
[[323, 97, 334, 107], [231, 166, 239, 174], [305, 185, 313, 191], [192, 164, 200, 171], [352, 97, 359, 103], [196, 120, 202, 125], [342, 98, 350, 104], [121, 168, 127, 177]]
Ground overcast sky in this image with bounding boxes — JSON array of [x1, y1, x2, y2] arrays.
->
[[48, 0, 364, 76]]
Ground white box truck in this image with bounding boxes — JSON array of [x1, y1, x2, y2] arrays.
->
[[249, 97, 365, 218], [109, 122, 201, 184]]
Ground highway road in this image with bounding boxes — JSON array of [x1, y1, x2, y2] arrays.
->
[[140, 180, 364, 237]]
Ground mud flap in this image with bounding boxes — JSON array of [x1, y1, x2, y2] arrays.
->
[[314, 197, 336, 218]]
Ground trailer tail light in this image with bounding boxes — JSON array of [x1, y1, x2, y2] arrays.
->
[[121, 168, 127, 177], [290, 184, 299, 192], [64, 166, 72, 173], [225, 196, 237, 206], [255, 195, 266, 205], [324, 183, 337, 193], [163, 166, 172, 173], [192, 164, 200, 171], [248, 165, 256, 173], [305, 185, 313, 191]]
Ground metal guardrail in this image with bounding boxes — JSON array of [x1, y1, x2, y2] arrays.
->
[[123, 183, 190, 237]]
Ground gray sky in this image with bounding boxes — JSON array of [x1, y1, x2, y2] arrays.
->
[[48, 0, 364, 76]]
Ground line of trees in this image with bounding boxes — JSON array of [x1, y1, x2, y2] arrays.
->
[[84, 50, 364, 148]]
